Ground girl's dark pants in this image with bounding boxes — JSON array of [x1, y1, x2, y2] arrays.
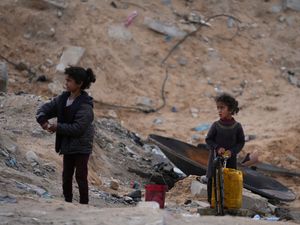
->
[[63, 154, 90, 204]]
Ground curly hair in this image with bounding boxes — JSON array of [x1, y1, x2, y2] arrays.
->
[[215, 93, 239, 115], [64, 66, 96, 90]]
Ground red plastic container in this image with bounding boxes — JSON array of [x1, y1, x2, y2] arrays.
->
[[145, 184, 168, 209]]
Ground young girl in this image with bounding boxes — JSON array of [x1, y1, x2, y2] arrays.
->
[[205, 93, 245, 204], [36, 66, 96, 204]]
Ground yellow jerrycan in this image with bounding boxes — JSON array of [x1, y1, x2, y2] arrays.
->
[[212, 168, 243, 209]]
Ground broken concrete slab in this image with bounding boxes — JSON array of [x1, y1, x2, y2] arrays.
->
[[242, 189, 275, 215], [56, 46, 85, 72]]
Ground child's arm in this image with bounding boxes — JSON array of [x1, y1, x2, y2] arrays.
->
[[205, 122, 218, 150], [56, 103, 93, 137], [36, 96, 59, 125], [229, 123, 245, 156]]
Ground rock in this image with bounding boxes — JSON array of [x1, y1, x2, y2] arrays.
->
[[288, 74, 300, 87], [56, 46, 85, 73], [110, 179, 119, 190], [136, 96, 153, 109], [269, 5, 282, 13], [144, 17, 187, 38], [244, 134, 256, 142], [0, 135, 18, 154], [153, 118, 163, 125], [190, 107, 199, 118], [25, 151, 39, 163], [0, 62, 8, 93], [286, 154, 299, 163], [178, 57, 187, 66], [242, 189, 274, 215], [107, 110, 118, 119], [278, 15, 286, 22], [108, 25, 133, 41], [284, 0, 300, 11], [190, 180, 207, 198]]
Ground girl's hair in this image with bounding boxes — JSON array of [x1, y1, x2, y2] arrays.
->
[[64, 66, 96, 90], [215, 93, 239, 115]]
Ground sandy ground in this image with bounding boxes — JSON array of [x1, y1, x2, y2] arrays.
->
[[0, 0, 300, 223]]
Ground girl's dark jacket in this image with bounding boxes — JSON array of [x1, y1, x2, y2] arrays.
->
[[205, 119, 245, 178], [36, 91, 94, 155]]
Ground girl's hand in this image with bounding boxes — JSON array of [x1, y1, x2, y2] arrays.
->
[[217, 147, 226, 155], [47, 123, 57, 133], [223, 150, 232, 158], [41, 121, 49, 130]]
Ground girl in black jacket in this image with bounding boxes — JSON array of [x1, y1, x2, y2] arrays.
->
[[205, 93, 245, 205], [36, 66, 96, 204]]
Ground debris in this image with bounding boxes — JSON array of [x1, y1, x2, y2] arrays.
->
[[190, 107, 199, 118], [127, 190, 142, 202], [41, 0, 67, 9], [144, 17, 187, 38], [265, 216, 280, 221], [171, 106, 178, 112], [124, 11, 138, 27], [270, 5, 283, 13], [286, 154, 299, 163], [245, 134, 256, 142], [5, 157, 19, 170], [190, 180, 207, 198], [56, 46, 85, 72], [0, 195, 17, 204], [110, 179, 120, 190], [15, 181, 51, 198], [0, 62, 8, 93], [283, 0, 300, 11], [193, 123, 210, 132], [178, 57, 187, 66], [136, 96, 153, 109], [252, 214, 261, 220], [25, 151, 39, 163], [153, 118, 163, 125]]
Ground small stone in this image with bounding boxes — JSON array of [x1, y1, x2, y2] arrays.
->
[[178, 57, 187, 66], [278, 15, 286, 22], [57, 10, 63, 18], [190, 107, 199, 118], [153, 118, 163, 125], [26, 151, 39, 163], [107, 110, 118, 118], [286, 154, 299, 163], [270, 5, 282, 13], [110, 179, 119, 190], [136, 96, 153, 108], [45, 59, 54, 67]]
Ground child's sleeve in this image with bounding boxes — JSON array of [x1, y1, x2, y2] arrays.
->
[[56, 103, 94, 137], [36, 96, 59, 125], [230, 123, 245, 156], [205, 122, 218, 150]]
